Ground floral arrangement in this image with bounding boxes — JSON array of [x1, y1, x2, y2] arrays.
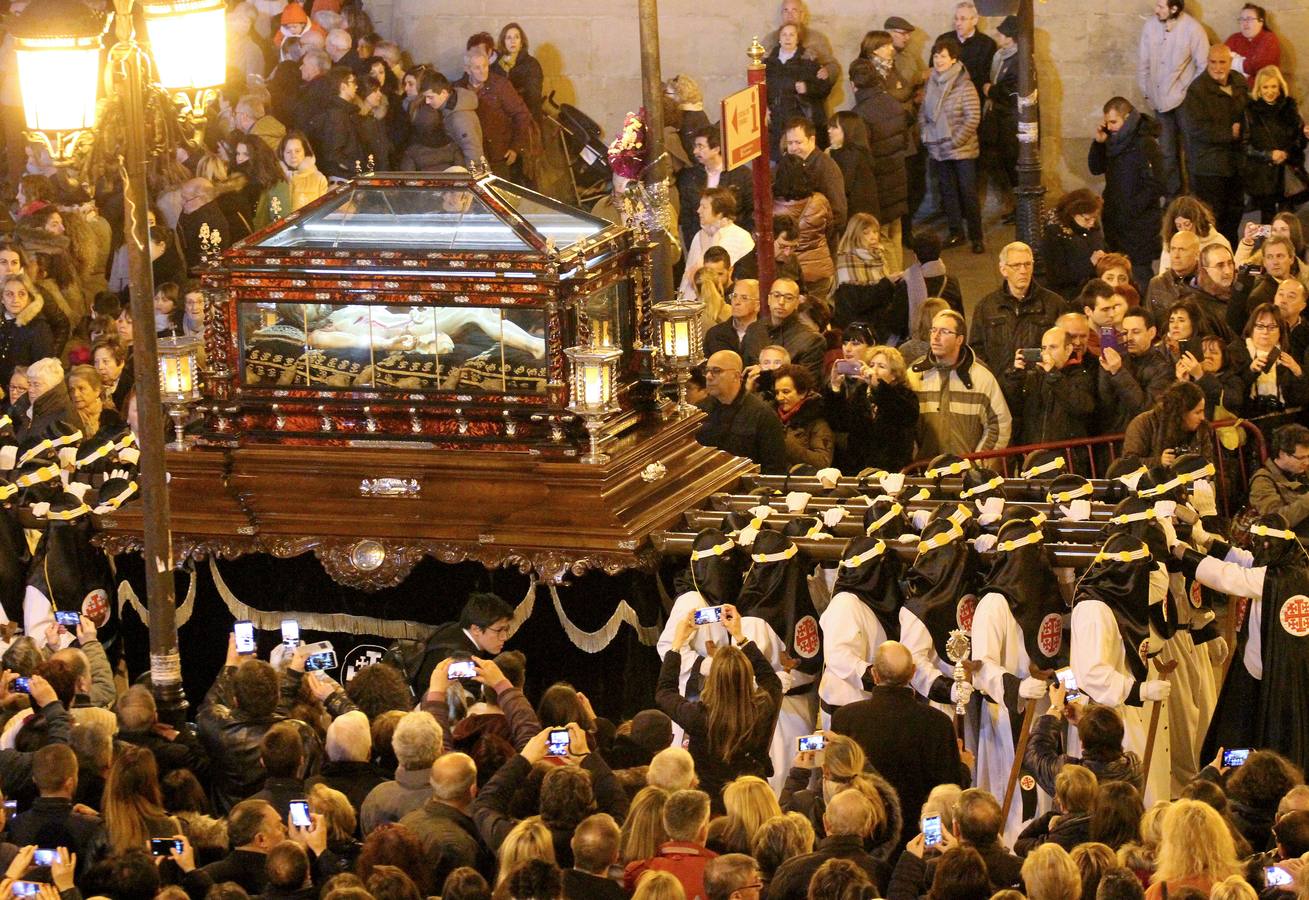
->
[[607, 108, 648, 179]]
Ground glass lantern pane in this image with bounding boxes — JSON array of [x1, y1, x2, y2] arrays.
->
[[241, 302, 307, 387], [144, 0, 227, 91], [255, 185, 532, 250], [16, 39, 99, 132], [487, 181, 609, 249]]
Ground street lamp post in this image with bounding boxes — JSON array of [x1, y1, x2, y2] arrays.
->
[[12, 0, 226, 721]]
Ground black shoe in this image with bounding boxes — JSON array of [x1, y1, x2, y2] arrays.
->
[[971, 240, 986, 254], [943, 233, 966, 249]]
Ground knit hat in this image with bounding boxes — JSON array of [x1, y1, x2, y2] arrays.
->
[[280, 2, 307, 25], [629, 710, 673, 755]]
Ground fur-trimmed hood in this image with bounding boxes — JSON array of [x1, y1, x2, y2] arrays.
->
[[864, 765, 905, 863], [5, 287, 44, 328]]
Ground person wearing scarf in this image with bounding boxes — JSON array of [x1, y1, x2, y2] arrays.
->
[[736, 528, 823, 792], [920, 37, 983, 252], [980, 17, 1020, 221], [972, 518, 1068, 842], [1089, 98, 1165, 285], [773, 364, 834, 470], [899, 517, 980, 709], [1071, 532, 1174, 805], [1177, 514, 1309, 779], [818, 537, 904, 724]]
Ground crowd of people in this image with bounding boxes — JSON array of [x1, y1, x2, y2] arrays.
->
[[0, 1, 1305, 900]]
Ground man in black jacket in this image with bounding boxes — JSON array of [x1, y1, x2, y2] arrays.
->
[[969, 242, 1063, 380], [564, 813, 625, 900], [677, 126, 754, 252], [307, 66, 366, 180], [1005, 326, 1095, 444], [115, 684, 210, 783], [411, 591, 514, 695], [696, 350, 787, 474], [1089, 98, 1164, 279], [1096, 308, 1173, 433], [199, 799, 287, 894], [1023, 683, 1144, 797], [766, 277, 826, 384], [1179, 45, 1248, 241], [0, 674, 69, 803], [249, 722, 306, 821], [831, 641, 969, 848], [703, 279, 768, 366], [9, 743, 107, 879], [765, 790, 885, 899]]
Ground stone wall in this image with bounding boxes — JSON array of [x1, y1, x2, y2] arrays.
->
[[370, 0, 1309, 197]]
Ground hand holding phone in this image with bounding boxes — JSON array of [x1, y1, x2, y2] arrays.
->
[[1055, 667, 1082, 702], [1222, 747, 1252, 768], [289, 800, 312, 829], [546, 728, 571, 758], [304, 650, 337, 672], [834, 359, 863, 377], [693, 606, 724, 626], [797, 734, 825, 752], [11, 677, 31, 695], [32, 849, 57, 867], [922, 814, 943, 847], [1265, 866, 1293, 888], [54, 611, 79, 629], [280, 619, 300, 649], [149, 838, 185, 857], [234, 620, 255, 655], [447, 659, 478, 680]]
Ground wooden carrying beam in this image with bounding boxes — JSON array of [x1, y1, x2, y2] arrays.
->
[[681, 509, 1107, 540], [651, 531, 1101, 568], [708, 494, 1115, 521]]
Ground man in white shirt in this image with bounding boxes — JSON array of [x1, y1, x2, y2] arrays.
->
[[680, 188, 755, 298]]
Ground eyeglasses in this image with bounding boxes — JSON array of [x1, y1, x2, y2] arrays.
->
[[486, 624, 512, 636], [1003, 261, 1034, 269], [1238, 15, 1259, 22], [768, 290, 800, 301], [929, 327, 960, 337], [1253, 322, 1280, 332]]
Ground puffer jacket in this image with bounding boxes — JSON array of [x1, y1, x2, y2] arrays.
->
[[0, 291, 54, 391], [774, 193, 835, 284], [907, 344, 1012, 455], [921, 64, 980, 161]]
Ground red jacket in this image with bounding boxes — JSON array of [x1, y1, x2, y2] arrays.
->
[[1225, 29, 1281, 79], [624, 842, 718, 899], [453, 71, 532, 168]]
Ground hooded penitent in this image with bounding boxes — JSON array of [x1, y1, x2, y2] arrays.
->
[[1074, 533, 1156, 681], [673, 528, 742, 608], [960, 465, 1005, 504], [863, 497, 909, 540], [902, 517, 980, 658], [1102, 496, 1178, 640], [833, 536, 904, 641], [737, 529, 822, 680], [981, 518, 1068, 671]]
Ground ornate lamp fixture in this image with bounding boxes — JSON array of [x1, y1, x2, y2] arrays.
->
[[653, 296, 705, 415], [11, 0, 105, 162], [564, 345, 623, 464], [158, 334, 203, 449]]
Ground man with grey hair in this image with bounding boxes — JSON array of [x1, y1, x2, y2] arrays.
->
[[120, 685, 211, 784], [453, 47, 532, 178], [936, 1, 996, 97], [359, 710, 442, 835], [399, 751, 494, 886], [648, 746, 698, 793], [765, 789, 883, 898], [624, 789, 715, 896], [177, 177, 232, 269], [969, 241, 1063, 382], [234, 95, 285, 152], [305, 709, 385, 812], [325, 28, 365, 77], [833, 641, 969, 847], [293, 48, 333, 130], [1179, 44, 1247, 241], [703, 853, 762, 900], [14, 356, 78, 446]]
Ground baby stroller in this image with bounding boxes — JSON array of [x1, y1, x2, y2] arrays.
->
[[545, 91, 611, 207]]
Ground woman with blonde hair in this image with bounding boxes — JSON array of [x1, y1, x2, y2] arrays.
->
[[103, 744, 181, 854], [1022, 844, 1082, 900], [693, 266, 730, 329], [781, 733, 894, 854], [620, 786, 669, 864], [657, 603, 782, 808], [834, 212, 887, 292], [1070, 843, 1118, 900], [1242, 64, 1304, 224], [310, 783, 362, 868], [709, 775, 784, 854], [496, 816, 555, 887], [1145, 799, 1240, 900], [632, 870, 686, 900], [1210, 875, 1259, 900]]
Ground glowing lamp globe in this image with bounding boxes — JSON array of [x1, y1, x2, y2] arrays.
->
[[11, 0, 105, 137], [142, 0, 227, 92]]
